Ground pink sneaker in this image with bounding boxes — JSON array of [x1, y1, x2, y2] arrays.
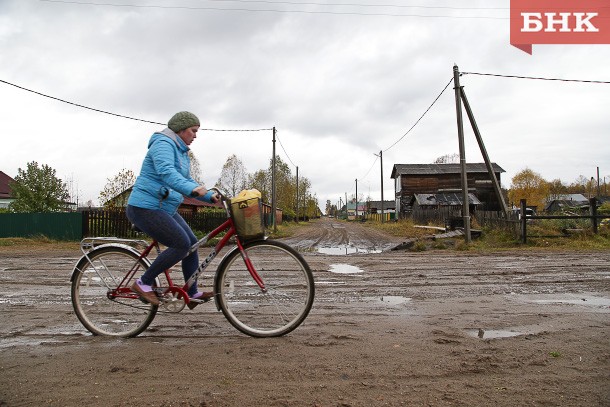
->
[[187, 291, 214, 310], [131, 279, 159, 305]]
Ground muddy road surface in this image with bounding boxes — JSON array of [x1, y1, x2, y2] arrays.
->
[[1, 217, 609, 406]]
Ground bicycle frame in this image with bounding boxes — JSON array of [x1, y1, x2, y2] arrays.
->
[[101, 207, 267, 309], [182, 217, 266, 297]]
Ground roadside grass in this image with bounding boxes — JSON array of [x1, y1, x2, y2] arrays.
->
[[0, 236, 80, 251], [266, 221, 307, 239], [361, 218, 610, 251], [3, 217, 608, 252]]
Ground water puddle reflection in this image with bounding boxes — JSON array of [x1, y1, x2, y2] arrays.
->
[[531, 296, 610, 307], [514, 293, 610, 309], [365, 296, 411, 305], [317, 246, 381, 255], [329, 264, 364, 274], [466, 329, 524, 339]]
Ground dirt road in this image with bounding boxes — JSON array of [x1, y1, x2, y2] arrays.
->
[[1, 217, 609, 406]]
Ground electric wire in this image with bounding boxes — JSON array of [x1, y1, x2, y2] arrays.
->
[[0, 78, 272, 132], [0, 78, 165, 126], [358, 155, 378, 182], [199, 0, 509, 11], [275, 130, 298, 168], [382, 76, 454, 153], [462, 72, 610, 84], [38, 0, 508, 19]]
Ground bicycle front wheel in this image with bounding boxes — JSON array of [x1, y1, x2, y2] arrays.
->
[[71, 246, 158, 337], [216, 240, 314, 337]]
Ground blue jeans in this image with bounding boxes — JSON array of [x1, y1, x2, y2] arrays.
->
[[126, 205, 200, 296]]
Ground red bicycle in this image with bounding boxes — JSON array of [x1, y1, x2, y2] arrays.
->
[[70, 189, 314, 338]]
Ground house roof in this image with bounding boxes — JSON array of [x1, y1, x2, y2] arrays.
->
[[367, 200, 396, 209], [181, 196, 217, 208], [0, 171, 15, 198], [346, 202, 367, 211], [547, 194, 588, 202], [412, 193, 482, 206], [391, 163, 505, 179]]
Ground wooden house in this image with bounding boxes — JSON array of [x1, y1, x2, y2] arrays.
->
[[390, 163, 505, 218]]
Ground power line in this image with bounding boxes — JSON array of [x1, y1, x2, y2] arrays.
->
[[0, 78, 272, 131], [38, 0, 508, 19], [203, 0, 509, 11], [359, 155, 378, 182], [0, 78, 165, 125], [275, 130, 298, 167], [382, 77, 454, 152], [462, 72, 610, 84]]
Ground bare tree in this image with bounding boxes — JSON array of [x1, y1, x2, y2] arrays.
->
[[188, 151, 205, 185], [433, 153, 460, 164], [99, 168, 136, 209], [215, 154, 247, 197]]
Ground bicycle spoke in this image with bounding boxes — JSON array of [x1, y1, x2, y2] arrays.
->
[[216, 240, 314, 337], [71, 246, 157, 337]]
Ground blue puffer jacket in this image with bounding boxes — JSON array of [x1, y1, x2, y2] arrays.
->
[[128, 128, 214, 214]]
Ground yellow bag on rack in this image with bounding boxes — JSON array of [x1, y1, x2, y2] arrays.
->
[[230, 189, 265, 240]]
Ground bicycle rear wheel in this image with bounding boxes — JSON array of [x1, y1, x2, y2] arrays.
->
[[71, 245, 157, 337], [216, 240, 314, 337]]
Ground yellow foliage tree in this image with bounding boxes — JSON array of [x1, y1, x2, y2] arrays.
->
[[508, 168, 549, 211]]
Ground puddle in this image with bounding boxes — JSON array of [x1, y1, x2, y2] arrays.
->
[[515, 293, 610, 309], [365, 296, 411, 305], [317, 245, 382, 255], [532, 296, 610, 307], [329, 264, 364, 274], [466, 329, 524, 339]]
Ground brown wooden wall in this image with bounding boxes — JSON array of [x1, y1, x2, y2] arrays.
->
[[399, 172, 503, 210]]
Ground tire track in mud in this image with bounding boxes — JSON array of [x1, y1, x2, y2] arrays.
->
[[281, 217, 400, 253]]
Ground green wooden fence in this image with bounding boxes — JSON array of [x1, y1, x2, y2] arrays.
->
[[0, 205, 282, 240], [0, 212, 83, 240]]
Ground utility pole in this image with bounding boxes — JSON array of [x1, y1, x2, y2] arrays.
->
[[597, 167, 600, 197], [271, 127, 277, 232], [453, 64, 471, 243], [374, 150, 384, 223], [355, 179, 358, 219], [460, 87, 510, 217], [296, 166, 299, 222]]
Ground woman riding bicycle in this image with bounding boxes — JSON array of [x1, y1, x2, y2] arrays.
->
[[126, 111, 219, 308]]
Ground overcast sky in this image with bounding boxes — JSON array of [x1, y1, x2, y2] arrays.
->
[[1, 0, 609, 210]]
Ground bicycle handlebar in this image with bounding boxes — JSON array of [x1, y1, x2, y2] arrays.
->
[[189, 187, 228, 203]]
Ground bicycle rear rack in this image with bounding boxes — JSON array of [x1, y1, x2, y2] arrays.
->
[[79, 237, 151, 256]]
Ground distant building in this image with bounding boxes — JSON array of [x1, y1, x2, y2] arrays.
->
[[544, 194, 588, 213], [366, 200, 396, 214], [0, 171, 15, 209], [391, 163, 505, 218], [544, 194, 610, 213]]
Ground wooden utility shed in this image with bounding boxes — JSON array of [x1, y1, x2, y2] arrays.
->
[[391, 163, 505, 217]]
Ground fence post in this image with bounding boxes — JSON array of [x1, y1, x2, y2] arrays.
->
[[590, 197, 598, 234], [81, 211, 89, 238], [520, 199, 527, 244]]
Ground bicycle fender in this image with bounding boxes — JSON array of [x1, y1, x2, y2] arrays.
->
[[70, 243, 151, 282]]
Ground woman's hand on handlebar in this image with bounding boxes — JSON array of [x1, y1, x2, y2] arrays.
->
[[191, 186, 207, 198], [191, 186, 223, 204]]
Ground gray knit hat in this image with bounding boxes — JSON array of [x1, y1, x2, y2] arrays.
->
[[168, 111, 200, 133]]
